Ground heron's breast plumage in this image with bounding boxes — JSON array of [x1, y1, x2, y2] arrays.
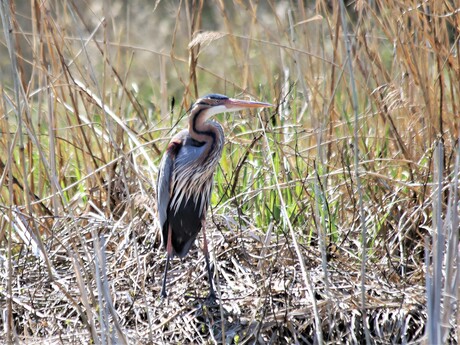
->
[[169, 122, 224, 218]]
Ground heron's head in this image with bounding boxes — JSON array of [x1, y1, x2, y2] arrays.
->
[[192, 93, 272, 121]]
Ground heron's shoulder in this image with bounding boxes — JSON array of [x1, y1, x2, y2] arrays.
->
[[172, 129, 207, 148], [166, 129, 189, 157]]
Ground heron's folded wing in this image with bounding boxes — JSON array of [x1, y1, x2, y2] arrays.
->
[[157, 152, 174, 231]]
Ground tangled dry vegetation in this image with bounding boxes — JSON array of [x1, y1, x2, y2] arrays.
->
[[1, 0, 460, 344], [4, 196, 429, 344]]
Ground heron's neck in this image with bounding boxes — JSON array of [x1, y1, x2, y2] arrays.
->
[[189, 108, 222, 145], [189, 108, 224, 163]]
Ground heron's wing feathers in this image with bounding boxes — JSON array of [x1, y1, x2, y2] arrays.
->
[[157, 151, 174, 230], [157, 131, 189, 248], [157, 131, 191, 227], [175, 137, 207, 167]]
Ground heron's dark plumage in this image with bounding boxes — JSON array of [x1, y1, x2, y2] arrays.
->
[[166, 191, 206, 257]]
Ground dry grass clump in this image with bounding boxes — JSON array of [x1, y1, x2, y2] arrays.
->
[[1, 0, 459, 343], [4, 211, 428, 343]]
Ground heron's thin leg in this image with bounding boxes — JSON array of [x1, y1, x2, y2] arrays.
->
[[161, 225, 173, 298], [161, 256, 170, 298], [201, 219, 216, 300]]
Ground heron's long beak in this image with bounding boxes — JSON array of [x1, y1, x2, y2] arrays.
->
[[225, 98, 273, 109]]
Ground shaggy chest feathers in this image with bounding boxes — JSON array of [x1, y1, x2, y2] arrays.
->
[[168, 122, 224, 218]]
